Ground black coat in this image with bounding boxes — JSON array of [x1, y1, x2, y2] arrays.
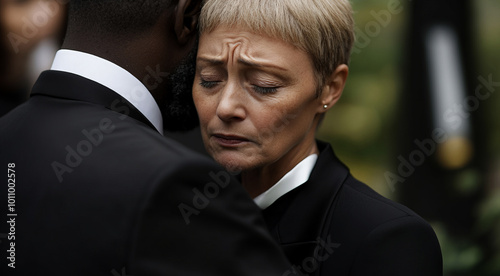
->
[[0, 70, 290, 275], [263, 141, 443, 275]]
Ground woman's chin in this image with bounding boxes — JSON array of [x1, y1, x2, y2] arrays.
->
[[212, 153, 253, 174], [215, 158, 245, 174]]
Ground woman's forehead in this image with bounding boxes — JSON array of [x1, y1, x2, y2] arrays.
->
[[198, 27, 312, 71]]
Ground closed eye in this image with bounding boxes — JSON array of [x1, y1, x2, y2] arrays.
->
[[200, 79, 220, 89], [252, 85, 279, 94]]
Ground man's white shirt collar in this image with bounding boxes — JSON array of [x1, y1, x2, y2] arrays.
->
[[254, 154, 318, 209], [51, 49, 164, 134]]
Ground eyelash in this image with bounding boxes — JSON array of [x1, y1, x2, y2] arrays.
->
[[199, 80, 219, 89], [199, 79, 280, 94], [252, 85, 279, 94]]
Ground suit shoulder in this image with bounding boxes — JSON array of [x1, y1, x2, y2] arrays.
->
[[89, 111, 214, 168], [342, 179, 443, 275], [335, 176, 432, 233], [325, 176, 442, 275]]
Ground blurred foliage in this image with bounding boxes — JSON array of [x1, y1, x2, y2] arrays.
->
[[317, 0, 409, 198], [317, 0, 500, 275], [477, 0, 500, 159]]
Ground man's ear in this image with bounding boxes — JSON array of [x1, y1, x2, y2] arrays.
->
[[174, 0, 202, 45], [318, 64, 349, 113]]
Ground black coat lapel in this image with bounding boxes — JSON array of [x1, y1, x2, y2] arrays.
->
[[262, 141, 350, 265], [30, 70, 157, 131]]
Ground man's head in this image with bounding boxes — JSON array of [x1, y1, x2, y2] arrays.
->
[[67, 0, 172, 37], [64, 0, 202, 131]]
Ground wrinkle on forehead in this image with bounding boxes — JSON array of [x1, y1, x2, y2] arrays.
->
[[198, 27, 313, 74], [202, 30, 260, 65], [225, 39, 252, 66]]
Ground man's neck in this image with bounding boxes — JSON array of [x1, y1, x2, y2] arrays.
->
[[61, 34, 171, 105]]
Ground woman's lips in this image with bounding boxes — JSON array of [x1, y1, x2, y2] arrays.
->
[[212, 133, 250, 147]]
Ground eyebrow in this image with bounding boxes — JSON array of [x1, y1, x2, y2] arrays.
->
[[237, 58, 288, 71], [197, 57, 225, 65], [197, 57, 288, 71]]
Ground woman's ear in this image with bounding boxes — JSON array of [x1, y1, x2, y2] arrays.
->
[[319, 64, 349, 112], [174, 0, 202, 45]]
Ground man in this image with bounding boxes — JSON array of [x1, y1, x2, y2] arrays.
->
[[0, 0, 290, 275]]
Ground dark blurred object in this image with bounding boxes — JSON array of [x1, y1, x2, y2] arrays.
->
[[398, 0, 491, 274], [0, 0, 67, 117]]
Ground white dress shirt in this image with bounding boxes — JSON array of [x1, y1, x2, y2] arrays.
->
[[51, 49, 164, 134], [254, 154, 318, 209]]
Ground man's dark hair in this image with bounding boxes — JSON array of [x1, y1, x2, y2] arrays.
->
[[68, 0, 175, 36]]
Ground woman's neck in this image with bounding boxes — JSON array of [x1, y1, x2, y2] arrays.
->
[[241, 140, 319, 198]]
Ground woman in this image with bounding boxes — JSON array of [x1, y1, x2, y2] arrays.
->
[[193, 0, 443, 275]]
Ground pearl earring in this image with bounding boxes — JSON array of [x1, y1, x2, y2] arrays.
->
[[323, 105, 328, 109]]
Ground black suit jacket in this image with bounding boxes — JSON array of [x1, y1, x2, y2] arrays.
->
[[0, 70, 290, 275], [263, 141, 443, 275]]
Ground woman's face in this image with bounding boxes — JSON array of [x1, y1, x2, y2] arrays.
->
[[193, 26, 326, 172]]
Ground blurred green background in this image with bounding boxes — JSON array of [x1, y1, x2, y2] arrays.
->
[[317, 0, 500, 275]]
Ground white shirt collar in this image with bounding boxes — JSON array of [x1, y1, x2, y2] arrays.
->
[[50, 49, 164, 134], [253, 154, 318, 209]]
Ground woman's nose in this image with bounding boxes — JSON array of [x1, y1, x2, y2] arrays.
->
[[216, 81, 246, 122]]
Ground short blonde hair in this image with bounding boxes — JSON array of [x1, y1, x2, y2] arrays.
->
[[199, 0, 355, 91]]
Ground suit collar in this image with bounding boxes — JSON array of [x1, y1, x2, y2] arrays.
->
[[254, 153, 318, 209], [263, 141, 350, 244], [31, 70, 157, 131], [50, 49, 163, 134]]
